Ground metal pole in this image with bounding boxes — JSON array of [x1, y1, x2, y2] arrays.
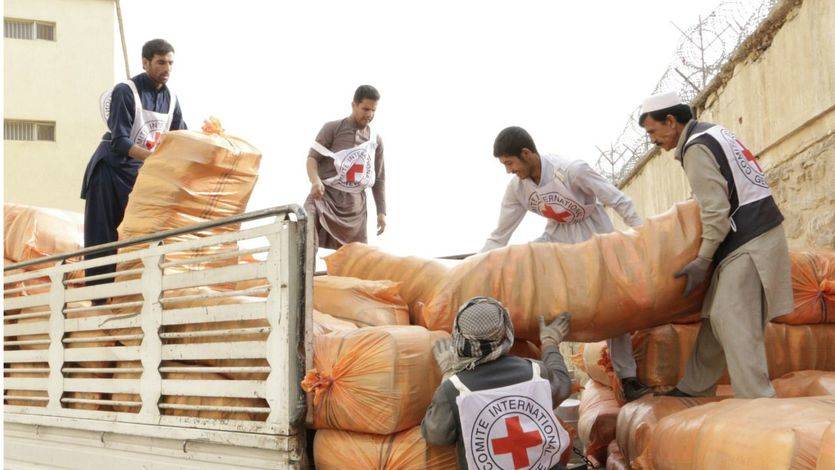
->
[[115, 0, 130, 79]]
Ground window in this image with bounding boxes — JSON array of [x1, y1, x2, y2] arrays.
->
[[4, 120, 56, 142], [4, 18, 55, 41]]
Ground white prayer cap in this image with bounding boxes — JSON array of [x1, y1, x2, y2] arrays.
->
[[641, 92, 684, 114]]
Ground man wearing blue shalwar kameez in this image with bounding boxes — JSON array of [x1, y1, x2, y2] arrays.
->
[[80, 39, 186, 289]]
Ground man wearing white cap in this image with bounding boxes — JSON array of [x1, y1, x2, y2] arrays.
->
[[639, 92, 793, 398], [482, 126, 651, 402]]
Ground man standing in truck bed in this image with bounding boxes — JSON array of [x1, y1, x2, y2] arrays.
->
[[305, 85, 386, 249]]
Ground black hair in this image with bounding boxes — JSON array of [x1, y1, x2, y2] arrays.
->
[[493, 126, 538, 158], [142, 39, 175, 61], [353, 85, 380, 103], [639, 104, 693, 127]]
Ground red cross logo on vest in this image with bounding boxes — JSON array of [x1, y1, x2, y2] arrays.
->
[[736, 139, 762, 172], [541, 204, 572, 223], [491, 416, 544, 469], [145, 131, 161, 151], [346, 163, 365, 183]]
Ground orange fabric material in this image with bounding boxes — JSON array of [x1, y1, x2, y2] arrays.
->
[[578, 380, 622, 465], [422, 200, 705, 341], [302, 325, 441, 434], [774, 250, 835, 324], [628, 323, 835, 388], [116, 126, 260, 275], [313, 275, 409, 327], [324, 243, 449, 324], [4, 203, 83, 263], [645, 397, 835, 470], [313, 427, 457, 469], [772, 370, 835, 397], [312, 309, 359, 336], [618, 372, 835, 469], [606, 440, 629, 470], [617, 396, 727, 468]]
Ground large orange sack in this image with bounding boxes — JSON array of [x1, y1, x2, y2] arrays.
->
[[324, 243, 449, 323], [313, 275, 409, 327], [776, 250, 835, 324], [116, 123, 260, 274], [629, 323, 835, 388], [617, 371, 835, 469], [301, 325, 441, 435], [4, 203, 83, 264], [422, 200, 704, 341], [578, 380, 622, 466], [313, 427, 457, 470], [646, 397, 835, 470]]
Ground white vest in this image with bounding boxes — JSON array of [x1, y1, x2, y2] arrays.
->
[[450, 361, 570, 470], [99, 80, 178, 152], [310, 128, 377, 193], [522, 155, 598, 225]]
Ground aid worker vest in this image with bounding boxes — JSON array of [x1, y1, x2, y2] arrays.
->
[[450, 361, 570, 470], [523, 154, 598, 225], [310, 128, 377, 193], [682, 122, 784, 263], [99, 80, 178, 152]]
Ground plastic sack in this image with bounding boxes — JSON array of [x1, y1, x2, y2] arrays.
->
[[578, 380, 622, 465], [646, 397, 835, 470], [313, 427, 457, 470], [313, 309, 359, 336], [4, 203, 83, 263], [772, 370, 835, 397], [606, 440, 629, 470], [116, 124, 260, 275], [627, 323, 835, 388], [313, 275, 409, 327], [301, 325, 441, 434], [421, 200, 705, 341], [775, 250, 835, 324], [324, 243, 449, 324], [508, 340, 542, 359]]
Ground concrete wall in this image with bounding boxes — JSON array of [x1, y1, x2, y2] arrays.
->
[[4, 0, 115, 213], [615, 0, 835, 249]]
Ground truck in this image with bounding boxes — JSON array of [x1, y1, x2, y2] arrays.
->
[[4, 205, 314, 469]]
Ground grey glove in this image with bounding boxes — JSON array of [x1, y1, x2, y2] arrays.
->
[[674, 256, 712, 297], [432, 338, 456, 380], [538, 313, 571, 348]]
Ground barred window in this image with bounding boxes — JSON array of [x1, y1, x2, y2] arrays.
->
[[4, 18, 33, 39], [4, 121, 56, 142], [4, 18, 55, 41], [36, 22, 55, 41]]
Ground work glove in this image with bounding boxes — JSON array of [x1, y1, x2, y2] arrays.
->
[[538, 313, 571, 348], [432, 338, 456, 380], [674, 256, 712, 297]]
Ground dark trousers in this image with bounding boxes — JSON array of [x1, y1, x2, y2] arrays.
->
[[82, 162, 136, 285]]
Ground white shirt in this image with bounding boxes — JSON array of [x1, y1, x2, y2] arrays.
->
[[482, 154, 643, 252]]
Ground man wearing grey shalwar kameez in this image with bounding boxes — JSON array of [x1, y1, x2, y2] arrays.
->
[[639, 92, 794, 398]]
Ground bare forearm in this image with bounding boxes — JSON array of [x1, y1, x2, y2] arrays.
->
[[128, 145, 152, 161], [306, 158, 321, 184]]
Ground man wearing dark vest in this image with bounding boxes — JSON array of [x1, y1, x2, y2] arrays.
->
[[421, 297, 573, 469], [639, 92, 793, 398]]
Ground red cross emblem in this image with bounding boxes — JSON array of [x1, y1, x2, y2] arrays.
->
[[491, 416, 543, 469], [736, 139, 762, 172], [541, 204, 572, 222], [145, 132, 161, 150], [346, 163, 365, 183]]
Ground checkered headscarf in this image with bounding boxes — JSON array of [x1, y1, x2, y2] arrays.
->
[[450, 296, 515, 373]]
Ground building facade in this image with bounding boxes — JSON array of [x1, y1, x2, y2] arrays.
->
[[4, 0, 115, 212]]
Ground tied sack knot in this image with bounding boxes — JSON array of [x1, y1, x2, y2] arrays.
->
[[301, 369, 334, 405], [201, 116, 225, 135]]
